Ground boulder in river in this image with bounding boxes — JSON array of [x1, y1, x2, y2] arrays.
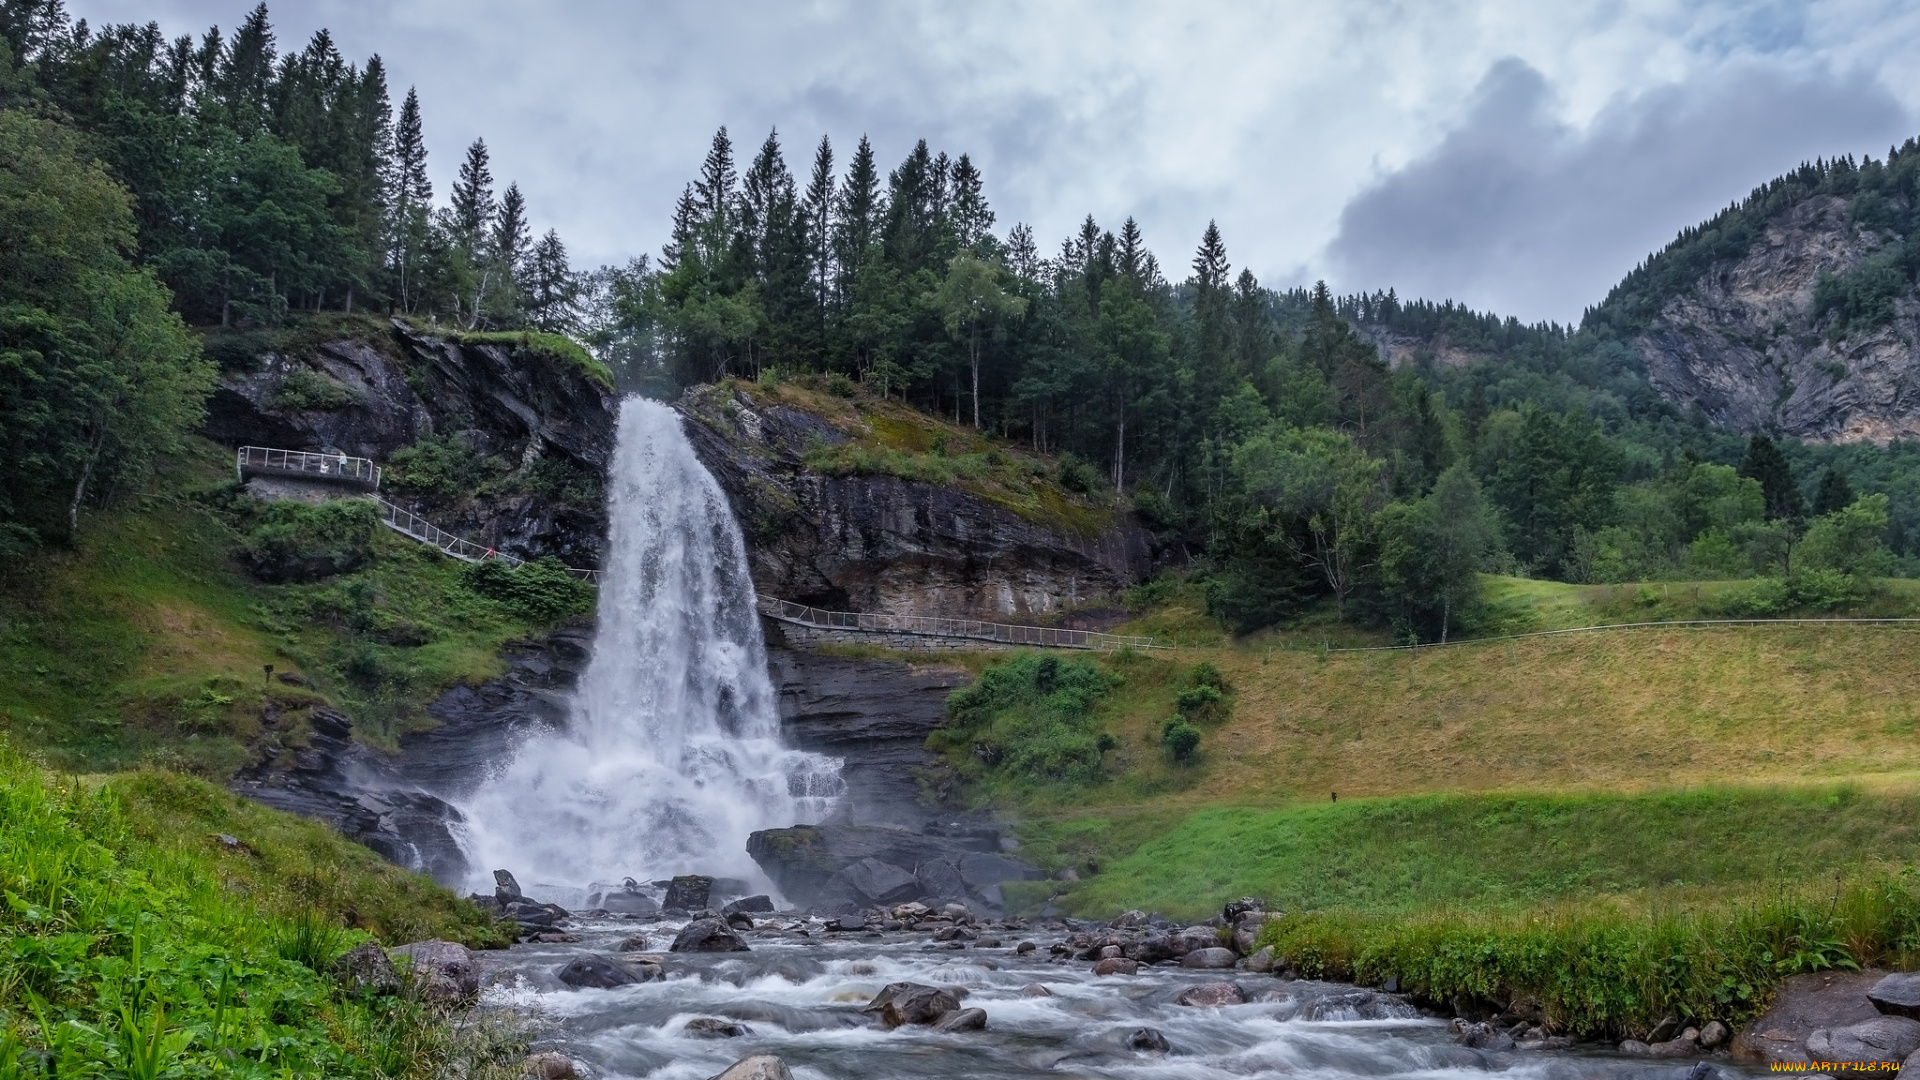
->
[[1126, 1027, 1171, 1053], [494, 868, 523, 903], [1093, 957, 1138, 976], [829, 858, 921, 906], [556, 954, 640, 989], [1805, 1016, 1920, 1063], [602, 890, 660, 915], [672, 918, 750, 952], [864, 982, 961, 1027], [723, 895, 775, 916], [1020, 983, 1052, 997], [685, 1017, 751, 1038], [1181, 947, 1238, 970], [616, 934, 650, 952], [1872, 973, 1920, 1019], [664, 875, 715, 911], [390, 940, 479, 1002], [1175, 982, 1247, 1007], [523, 1051, 579, 1079], [935, 1007, 987, 1032], [707, 1055, 791, 1080], [1244, 945, 1276, 974]]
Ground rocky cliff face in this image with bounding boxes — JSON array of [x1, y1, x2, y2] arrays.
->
[[1635, 194, 1920, 443], [677, 384, 1154, 618], [203, 320, 620, 566]]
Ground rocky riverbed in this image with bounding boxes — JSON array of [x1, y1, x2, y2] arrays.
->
[[420, 890, 1786, 1080]]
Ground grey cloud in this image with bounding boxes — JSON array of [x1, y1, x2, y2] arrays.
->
[[1325, 57, 1914, 323]]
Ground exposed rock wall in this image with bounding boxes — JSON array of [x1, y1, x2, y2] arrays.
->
[[677, 384, 1154, 618], [203, 321, 620, 566], [1635, 194, 1920, 443]]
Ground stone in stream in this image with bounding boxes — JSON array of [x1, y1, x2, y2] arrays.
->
[[523, 1051, 580, 1079], [671, 918, 751, 953], [664, 875, 715, 911], [1125, 935, 1176, 965], [332, 941, 401, 996], [602, 890, 660, 915], [915, 859, 969, 902], [1092, 957, 1138, 976], [1244, 945, 1276, 974], [830, 858, 921, 907], [389, 940, 479, 1002], [1175, 982, 1247, 1007], [863, 982, 962, 1027], [1454, 1021, 1517, 1051], [615, 934, 650, 952], [1699, 1020, 1731, 1048], [722, 895, 775, 916], [1648, 1028, 1701, 1057], [707, 1055, 791, 1080], [684, 1017, 752, 1038], [726, 911, 757, 932], [1873, 973, 1920, 1019], [934, 1007, 987, 1032], [494, 868, 523, 903], [1222, 897, 1264, 923], [556, 954, 640, 989], [1806, 1016, 1920, 1062], [1126, 1027, 1171, 1053], [1181, 947, 1238, 970], [1020, 983, 1053, 997]]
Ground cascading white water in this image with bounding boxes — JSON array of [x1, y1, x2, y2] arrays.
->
[[455, 398, 841, 891]]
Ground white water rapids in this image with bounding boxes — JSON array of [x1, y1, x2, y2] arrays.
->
[[455, 398, 842, 892]]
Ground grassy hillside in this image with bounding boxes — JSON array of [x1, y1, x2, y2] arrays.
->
[[726, 373, 1132, 537], [0, 440, 584, 772], [0, 743, 513, 1076]]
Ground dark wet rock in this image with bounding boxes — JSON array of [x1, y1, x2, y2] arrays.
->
[[615, 934, 651, 952], [830, 858, 920, 906], [332, 941, 400, 996], [1222, 897, 1264, 923], [935, 1007, 987, 1032], [723, 895, 775, 916], [556, 954, 639, 989], [1619, 1039, 1652, 1057], [726, 912, 757, 932], [1734, 971, 1889, 1062], [1014, 941, 1037, 955], [493, 868, 523, 903], [1650, 1028, 1702, 1057], [916, 860, 969, 902], [1110, 910, 1149, 929], [1093, 957, 1139, 976], [685, 1017, 751, 1039], [1181, 947, 1238, 970], [672, 919, 750, 953], [526, 931, 579, 944], [1299, 991, 1418, 1021], [1454, 1021, 1516, 1051], [390, 940, 478, 1002], [747, 824, 1039, 911], [1020, 983, 1052, 997], [1125, 935, 1177, 965], [664, 875, 715, 912], [1126, 1028, 1171, 1053], [1806, 1016, 1920, 1063], [1874, 974, 1920, 1020], [523, 1051, 580, 1079], [707, 1055, 792, 1080], [1700, 1020, 1731, 1048], [1244, 945, 1276, 973], [1175, 982, 1247, 1007], [864, 982, 961, 1028], [679, 383, 1153, 622]]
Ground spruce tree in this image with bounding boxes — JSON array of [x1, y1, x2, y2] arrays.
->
[[526, 229, 579, 332], [217, 3, 276, 132], [694, 126, 737, 224], [383, 86, 432, 312], [804, 135, 835, 309], [487, 181, 531, 324], [832, 135, 881, 293], [948, 153, 993, 253], [450, 138, 496, 244], [1738, 435, 1805, 522], [1813, 467, 1856, 517]]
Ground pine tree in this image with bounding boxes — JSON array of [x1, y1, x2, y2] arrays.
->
[[450, 138, 495, 244], [526, 229, 579, 332], [484, 181, 530, 325], [1006, 223, 1039, 281], [948, 153, 993, 253], [1189, 221, 1235, 425], [833, 135, 881, 294], [383, 86, 432, 312], [804, 135, 835, 310], [662, 184, 699, 272], [694, 126, 737, 224], [1117, 217, 1148, 284], [1813, 467, 1856, 517], [740, 128, 792, 267], [216, 3, 276, 132], [1738, 435, 1805, 522]]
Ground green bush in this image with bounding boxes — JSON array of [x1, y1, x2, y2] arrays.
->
[[1174, 661, 1231, 723], [1057, 453, 1103, 495], [268, 368, 360, 411], [1713, 571, 1873, 616], [386, 434, 509, 500], [932, 653, 1118, 786], [517, 455, 603, 508], [1162, 716, 1201, 762], [239, 499, 377, 583], [457, 557, 595, 624]]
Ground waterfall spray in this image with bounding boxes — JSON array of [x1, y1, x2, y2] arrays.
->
[[455, 398, 841, 891]]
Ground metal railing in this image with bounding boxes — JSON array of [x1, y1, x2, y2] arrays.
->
[[758, 596, 1158, 651], [370, 496, 604, 585], [237, 445, 382, 488]]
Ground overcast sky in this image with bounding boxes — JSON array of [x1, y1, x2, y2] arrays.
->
[[81, 0, 1920, 324]]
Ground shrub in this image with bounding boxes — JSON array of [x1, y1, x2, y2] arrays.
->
[[458, 557, 595, 624], [1057, 453, 1102, 495], [1162, 717, 1201, 762], [1174, 661, 1231, 723], [933, 653, 1118, 785], [268, 368, 360, 411], [386, 434, 508, 500], [518, 455, 603, 507], [1713, 571, 1873, 616], [240, 498, 377, 583]]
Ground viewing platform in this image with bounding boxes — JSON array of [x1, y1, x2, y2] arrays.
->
[[236, 445, 382, 491]]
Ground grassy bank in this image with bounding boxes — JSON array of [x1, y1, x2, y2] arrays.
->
[[0, 743, 512, 1076]]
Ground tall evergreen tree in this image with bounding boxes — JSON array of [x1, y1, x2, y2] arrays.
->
[[526, 229, 579, 332], [1739, 434, 1805, 522], [1813, 467, 1856, 517], [449, 138, 495, 244], [832, 135, 881, 295], [948, 153, 993, 254], [383, 85, 431, 312], [804, 135, 835, 310]]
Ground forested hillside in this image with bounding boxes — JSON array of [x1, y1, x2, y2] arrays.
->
[[7, 0, 1920, 645]]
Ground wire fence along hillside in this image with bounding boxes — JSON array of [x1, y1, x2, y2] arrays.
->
[[1326, 617, 1920, 653], [759, 596, 1160, 651], [237, 445, 382, 488], [370, 496, 605, 584]]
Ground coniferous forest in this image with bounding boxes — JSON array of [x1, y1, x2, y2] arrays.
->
[[8, 0, 1920, 642]]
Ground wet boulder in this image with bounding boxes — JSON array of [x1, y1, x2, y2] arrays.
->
[[1124, 935, 1177, 964], [723, 895, 775, 916], [389, 940, 479, 1002], [1181, 947, 1238, 970], [671, 918, 751, 953], [916, 859, 969, 902], [1175, 982, 1247, 1007], [556, 954, 640, 989], [523, 1051, 579, 1079], [602, 890, 660, 915], [863, 982, 961, 1027], [685, 1017, 751, 1038], [830, 858, 921, 907], [708, 1055, 791, 1080], [664, 875, 714, 912], [615, 934, 651, 952], [1806, 1016, 1920, 1063], [1126, 1028, 1171, 1053], [1222, 897, 1264, 923], [1872, 974, 1920, 1020], [1093, 957, 1139, 976], [494, 868, 524, 904], [1455, 1020, 1517, 1051], [935, 1007, 987, 1032]]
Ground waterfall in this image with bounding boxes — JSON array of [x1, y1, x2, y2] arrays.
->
[[455, 398, 842, 891]]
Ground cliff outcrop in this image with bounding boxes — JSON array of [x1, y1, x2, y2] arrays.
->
[[677, 382, 1155, 618], [1632, 194, 1920, 443], [203, 319, 620, 566]]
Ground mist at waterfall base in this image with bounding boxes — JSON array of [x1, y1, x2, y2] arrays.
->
[[455, 398, 841, 894]]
